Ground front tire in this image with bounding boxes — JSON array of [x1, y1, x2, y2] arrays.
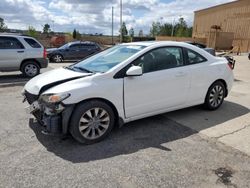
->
[[204, 81, 226, 110], [21, 61, 40, 78], [69, 100, 115, 144]]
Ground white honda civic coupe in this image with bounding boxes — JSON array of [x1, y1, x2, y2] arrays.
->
[[23, 41, 234, 144]]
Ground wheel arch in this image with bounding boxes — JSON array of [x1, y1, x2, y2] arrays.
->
[[80, 98, 119, 120], [64, 97, 122, 134], [20, 59, 41, 70], [204, 78, 228, 101], [213, 79, 228, 97], [204, 79, 228, 110]]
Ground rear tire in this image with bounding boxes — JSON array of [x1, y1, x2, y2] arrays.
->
[[204, 81, 226, 110], [21, 61, 40, 78], [69, 100, 115, 144], [51, 54, 63, 63]]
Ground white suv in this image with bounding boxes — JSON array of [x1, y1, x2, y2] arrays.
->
[[0, 34, 48, 77]]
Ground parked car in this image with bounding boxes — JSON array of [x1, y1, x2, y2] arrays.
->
[[0, 34, 48, 77], [185, 41, 216, 56], [47, 41, 102, 63], [23, 41, 234, 144]]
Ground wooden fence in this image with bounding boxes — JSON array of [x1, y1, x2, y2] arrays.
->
[[232, 39, 250, 53]]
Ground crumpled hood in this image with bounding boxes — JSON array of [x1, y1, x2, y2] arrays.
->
[[24, 67, 92, 95]]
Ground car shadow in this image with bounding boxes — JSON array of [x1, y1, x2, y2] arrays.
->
[[29, 115, 196, 163], [164, 101, 250, 131], [0, 68, 50, 85], [0, 73, 28, 84], [29, 100, 249, 163]]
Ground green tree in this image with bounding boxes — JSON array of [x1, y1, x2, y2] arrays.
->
[[129, 27, 134, 37], [150, 22, 161, 37], [120, 22, 128, 37], [27, 26, 37, 38], [150, 17, 192, 37], [43, 23, 51, 34], [73, 29, 77, 39], [159, 23, 173, 36], [150, 22, 173, 37], [187, 27, 193, 37], [0, 17, 8, 32], [174, 17, 191, 37], [75, 30, 81, 40]]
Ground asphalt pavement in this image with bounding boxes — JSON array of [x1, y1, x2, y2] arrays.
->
[[0, 62, 72, 86], [0, 58, 250, 188]]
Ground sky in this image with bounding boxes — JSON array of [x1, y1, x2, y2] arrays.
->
[[0, 0, 235, 35]]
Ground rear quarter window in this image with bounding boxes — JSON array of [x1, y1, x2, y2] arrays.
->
[[88, 44, 98, 49], [24, 38, 41, 48], [186, 49, 207, 64]]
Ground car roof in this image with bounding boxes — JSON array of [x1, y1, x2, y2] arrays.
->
[[0, 34, 36, 39], [121, 41, 157, 46], [68, 41, 97, 45], [0, 33, 22, 37], [120, 41, 216, 60], [121, 41, 198, 48]]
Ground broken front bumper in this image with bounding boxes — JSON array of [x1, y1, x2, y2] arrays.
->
[[24, 91, 74, 135]]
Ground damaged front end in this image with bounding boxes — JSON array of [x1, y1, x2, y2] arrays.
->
[[23, 90, 74, 135]]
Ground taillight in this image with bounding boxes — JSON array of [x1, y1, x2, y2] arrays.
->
[[227, 62, 233, 70], [225, 56, 235, 70], [43, 48, 47, 59]]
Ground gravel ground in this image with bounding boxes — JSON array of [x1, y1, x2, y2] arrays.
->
[[0, 86, 250, 188]]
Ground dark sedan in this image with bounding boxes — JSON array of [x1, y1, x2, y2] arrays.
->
[[47, 41, 102, 63]]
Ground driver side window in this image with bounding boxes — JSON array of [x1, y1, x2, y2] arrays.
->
[[133, 47, 184, 74], [69, 44, 80, 50]]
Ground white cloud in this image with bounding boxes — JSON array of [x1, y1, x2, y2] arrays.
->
[[0, 0, 235, 35], [130, 0, 235, 33]]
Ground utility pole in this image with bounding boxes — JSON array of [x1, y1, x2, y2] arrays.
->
[[112, 6, 114, 45], [120, 0, 122, 43]]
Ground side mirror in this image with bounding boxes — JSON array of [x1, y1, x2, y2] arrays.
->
[[126, 66, 143, 76]]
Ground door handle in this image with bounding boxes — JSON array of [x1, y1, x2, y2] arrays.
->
[[175, 72, 186, 77], [17, 51, 24, 53]]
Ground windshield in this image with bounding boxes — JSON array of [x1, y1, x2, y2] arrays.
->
[[70, 45, 146, 73]]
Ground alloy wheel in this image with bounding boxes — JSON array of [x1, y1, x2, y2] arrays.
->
[[24, 64, 38, 77], [78, 107, 110, 140], [54, 55, 62, 63], [209, 85, 224, 108]]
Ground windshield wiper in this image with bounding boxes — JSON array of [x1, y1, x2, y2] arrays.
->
[[73, 66, 93, 73], [64, 66, 74, 70]]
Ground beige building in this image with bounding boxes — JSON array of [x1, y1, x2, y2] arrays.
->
[[193, 0, 250, 51]]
